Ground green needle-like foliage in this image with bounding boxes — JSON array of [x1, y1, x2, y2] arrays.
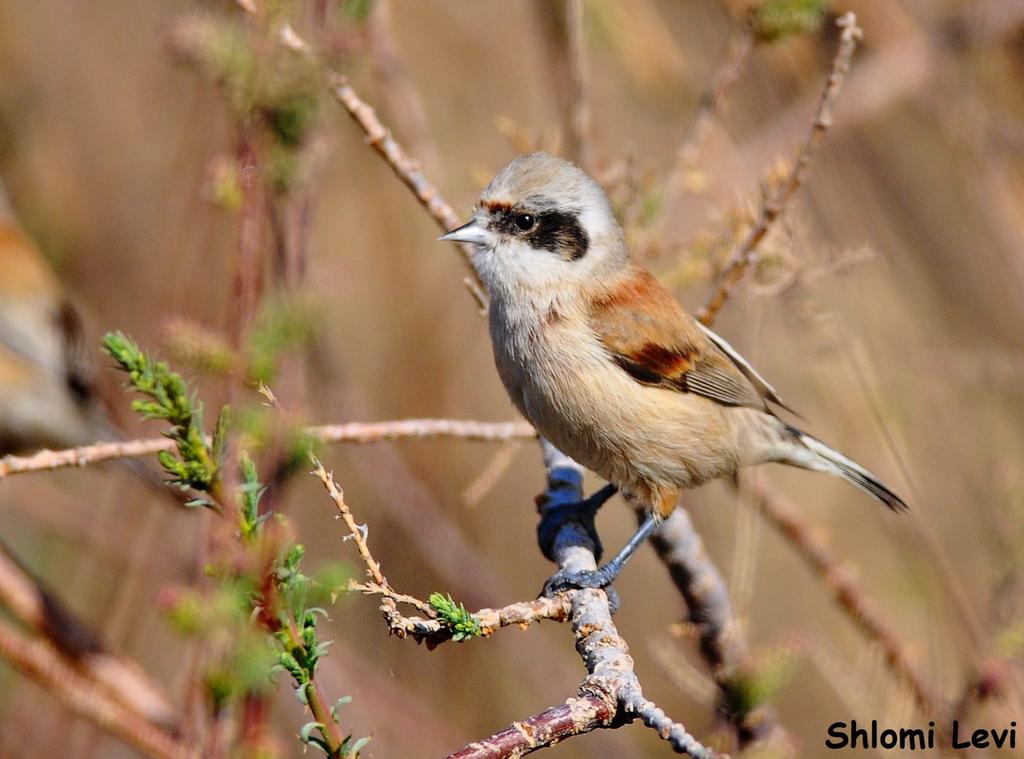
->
[[238, 450, 268, 541], [428, 593, 482, 642], [103, 331, 218, 495], [246, 295, 323, 386], [752, 0, 829, 42], [721, 646, 801, 719]]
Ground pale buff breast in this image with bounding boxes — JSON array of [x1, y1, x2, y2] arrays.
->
[[489, 293, 743, 503]]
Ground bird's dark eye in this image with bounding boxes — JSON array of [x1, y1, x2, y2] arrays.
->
[[514, 213, 536, 231]]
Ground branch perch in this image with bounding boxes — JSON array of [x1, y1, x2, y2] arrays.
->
[[447, 442, 721, 758]]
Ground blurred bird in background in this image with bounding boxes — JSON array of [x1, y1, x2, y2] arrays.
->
[[0, 181, 113, 454]]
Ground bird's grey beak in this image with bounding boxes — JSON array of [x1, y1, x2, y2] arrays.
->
[[439, 219, 491, 246]]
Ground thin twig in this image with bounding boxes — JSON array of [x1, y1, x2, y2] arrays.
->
[[0, 617, 188, 759], [697, 12, 863, 326], [313, 418, 535, 445], [314, 458, 572, 647], [328, 73, 483, 291], [311, 457, 387, 589], [233, 1, 487, 302], [669, 28, 754, 195], [462, 439, 524, 508], [0, 419, 535, 478], [353, 581, 572, 645], [566, 0, 591, 169], [740, 475, 945, 716]]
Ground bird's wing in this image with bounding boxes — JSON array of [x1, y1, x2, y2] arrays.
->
[[587, 268, 791, 412], [694, 321, 797, 414]]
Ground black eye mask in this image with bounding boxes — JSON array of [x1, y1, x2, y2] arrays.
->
[[490, 208, 589, 261]]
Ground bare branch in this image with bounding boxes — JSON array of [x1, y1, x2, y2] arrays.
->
[[313, 418, 535, 445], [328, 72, 479, 287], [0, 419, 535, 478], [697, 12, 862, 326], [668, 28, 754, 195], [311, 457, 388, 590], [0, 438, 176, 478], [314, 457, 572, 647]]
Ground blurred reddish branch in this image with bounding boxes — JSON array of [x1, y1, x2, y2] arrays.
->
[[741, 475, 945, 716], [0, 542, 178, 729], [0, 617, 188, 759]]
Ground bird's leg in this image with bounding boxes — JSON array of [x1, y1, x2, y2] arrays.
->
[[540, 512, 660, 598], [536, 483, 618, 563]]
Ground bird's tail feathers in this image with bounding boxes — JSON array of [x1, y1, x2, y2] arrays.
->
[[787, 426, 908, 512]]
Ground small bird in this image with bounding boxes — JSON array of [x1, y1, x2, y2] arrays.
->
[[441, 153, 906, 593]]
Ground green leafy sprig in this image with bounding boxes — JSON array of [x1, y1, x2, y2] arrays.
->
[[429, 593, 483, 642], [103, 331, 219, 498]]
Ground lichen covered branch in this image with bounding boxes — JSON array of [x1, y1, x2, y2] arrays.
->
[[447, 442, 720, 758]]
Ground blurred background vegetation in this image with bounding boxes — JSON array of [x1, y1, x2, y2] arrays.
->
[[1, 0, 1024, 756]]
